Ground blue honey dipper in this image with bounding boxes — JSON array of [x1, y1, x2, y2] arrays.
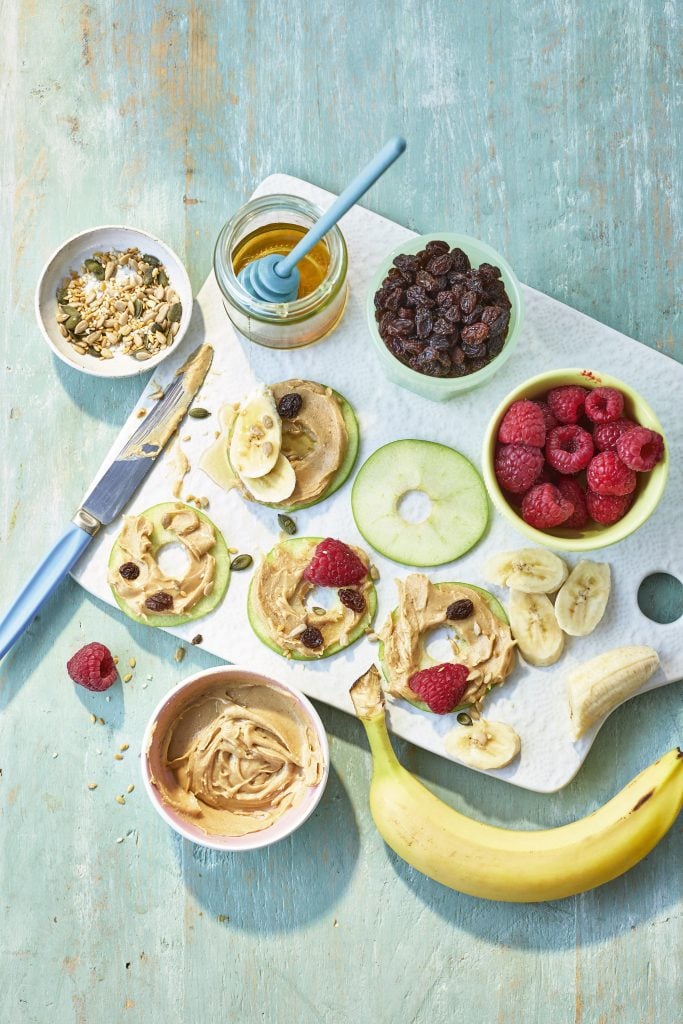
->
[[238, 136, 407, 302]]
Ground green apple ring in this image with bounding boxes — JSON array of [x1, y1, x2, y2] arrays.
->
[[229, 386, 359, 512], [379, 583, 508, 714], [351, 439, 488, 566], [109, 502, 230, 627], [247, 536, 377, 660]]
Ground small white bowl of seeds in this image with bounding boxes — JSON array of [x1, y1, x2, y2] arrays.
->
[[35, 225, 193, 378]]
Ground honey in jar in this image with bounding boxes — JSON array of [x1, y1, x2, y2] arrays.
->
[[231, 223, 330, 300]]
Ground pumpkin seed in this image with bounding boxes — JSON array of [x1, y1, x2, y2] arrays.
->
[[277, 514, 297, 535], [312, 607, 327, 616], [456, 712, 473, 727], [61, 305, 80, 317], [133, 298, 143, 318], [142, 268, 154, 285], [158, 269, 169, 287], [86, 346, 101, 358], [230, 554, 253, 571], [189, 408, 210, 419], [168, 302, 182, 323], [65, 315, 80, 331], [56, 286, 69, 304], [141, 253, 161, 267], [84, 258, 105, 279]]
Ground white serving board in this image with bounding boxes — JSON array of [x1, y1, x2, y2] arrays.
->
[[72, 174, 683, 793]]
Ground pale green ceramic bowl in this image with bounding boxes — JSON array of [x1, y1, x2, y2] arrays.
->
[[482, 368, 669, 552], [366, 232, 524, 401]]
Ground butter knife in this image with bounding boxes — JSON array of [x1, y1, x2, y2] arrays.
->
[[0, 343, 213, 659]]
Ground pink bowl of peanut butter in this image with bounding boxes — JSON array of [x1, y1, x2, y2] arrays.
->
[[141, 666, 329, 850]]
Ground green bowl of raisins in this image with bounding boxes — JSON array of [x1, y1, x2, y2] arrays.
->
[[367, 233, 523, 401]]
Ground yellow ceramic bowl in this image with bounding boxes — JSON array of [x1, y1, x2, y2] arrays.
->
[[482, 369, 669, 552]]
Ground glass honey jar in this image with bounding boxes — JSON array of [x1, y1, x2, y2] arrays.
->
[[213, 195, 349, 349]]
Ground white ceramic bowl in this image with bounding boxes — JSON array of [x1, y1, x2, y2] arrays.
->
[[35, 225, 193, 378], [141, 666, 330, 851]]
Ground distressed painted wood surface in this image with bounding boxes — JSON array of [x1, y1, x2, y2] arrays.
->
[[1, 2, 681, 1022]]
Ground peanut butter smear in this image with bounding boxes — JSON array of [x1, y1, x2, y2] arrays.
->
[[109, 505, 216, 619], [151, 680, 324, 836], [379, 574, 516, 709]]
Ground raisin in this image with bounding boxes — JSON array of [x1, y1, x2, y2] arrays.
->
[[481, 304, 504, 325], [386, 317, 414, 337], [415, 269, 437, 292], [430, 334, 451, 351], [300, 626, 324, 650], [145, 591, 173, 612], [416, 347, 451, 376], [467, 357, 488, 372], [436, 290, 455, 309], [425, 240, 450, 256], [384, 286, 404, 310], [433, 317, 455, 336], [415, 308, 433, 338], [450, 248, 471, 272], [338, 588, 366, 613], [446, 598, 474, 620], [393, 253, 420, 275], [478, 262, 501, 280], [405, 284, 427, 306], [398, 307, 414, 320], [451, 344, 465, 365], [277, 393, 302, 419], [487, 335, 506, 358], [444, 304, 462, 324], [461, 322, 490, 345], [426, 253, 453, 276], [118, 562, 140, 580], [460, 290, 478, 315]]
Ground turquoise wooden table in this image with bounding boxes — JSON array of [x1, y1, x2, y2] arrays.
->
[[1, 2, 681, 1021]]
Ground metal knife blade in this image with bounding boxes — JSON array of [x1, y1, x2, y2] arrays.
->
[[79, 343, 213, 528]]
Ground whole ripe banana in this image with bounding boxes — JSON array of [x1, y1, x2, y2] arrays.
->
[[350, 666, 683, 903]]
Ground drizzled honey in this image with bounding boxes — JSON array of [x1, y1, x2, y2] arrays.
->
[[232, 223, 330, 300]]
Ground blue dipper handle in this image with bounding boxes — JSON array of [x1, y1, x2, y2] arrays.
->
[[275, 136, 406, 279]]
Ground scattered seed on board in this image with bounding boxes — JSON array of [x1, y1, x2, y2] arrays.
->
[[277, 514, 297, 535], [189, 408, 210, 419], [175, 647, 185, 663], [123, 673, 132, 683], [97, 717, 105, 725], [120, 743, 129, 752], [113, 655, 119, 664], [191, 634, 203, 645], [87, 782, 98, 790], [90, 713, 97, 724], [114, 754, 124, 761], [115, 795, 126, 805], [129, 657, 136, 668], [127, 784, 135, 794], [230, 554, 253, 571], [116, 837, 125, 844]]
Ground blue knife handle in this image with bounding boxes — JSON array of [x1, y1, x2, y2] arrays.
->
[[0, 521, 93, 660]]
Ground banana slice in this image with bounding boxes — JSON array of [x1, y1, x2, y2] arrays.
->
[[445, 719, 521, 770], [567, 645, 659, 740], [485, 548, 568, 594], [508, 590, 564, 666], [229, 388, 282, 479], [555, 560, 611, 637], [240, 452, 297, 503]]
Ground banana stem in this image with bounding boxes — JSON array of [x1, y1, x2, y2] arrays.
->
[[350, 665, 402, 773]]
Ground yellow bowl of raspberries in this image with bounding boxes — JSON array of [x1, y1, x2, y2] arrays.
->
[[482, 368, 669, 551]]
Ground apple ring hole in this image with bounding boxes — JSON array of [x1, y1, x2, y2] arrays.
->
[[637, 572, 683, 624], [156, 541, 191, 579], [304, 586, 338, 613], [397, 489, 432, 524], [423, 625, 456, 663]]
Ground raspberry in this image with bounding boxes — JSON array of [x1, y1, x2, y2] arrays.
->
[[586, 490, 633, 526], [67, 642, 118, 692], [494, 443, 544, 494], [532, 400, 558, 433], [545, 424, 594, 474], [547, 385, 588, 424], [497, 400, 546, 447], [303, 538, 368, 587], [584, 387, 624, 423], [521, 483, 574, 529], [586, 452, 636, 496], [408, 663, 470, 715], [616, 427, 665, 472], [593, 419, 636, 453], [556, 478, 589, 529]]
